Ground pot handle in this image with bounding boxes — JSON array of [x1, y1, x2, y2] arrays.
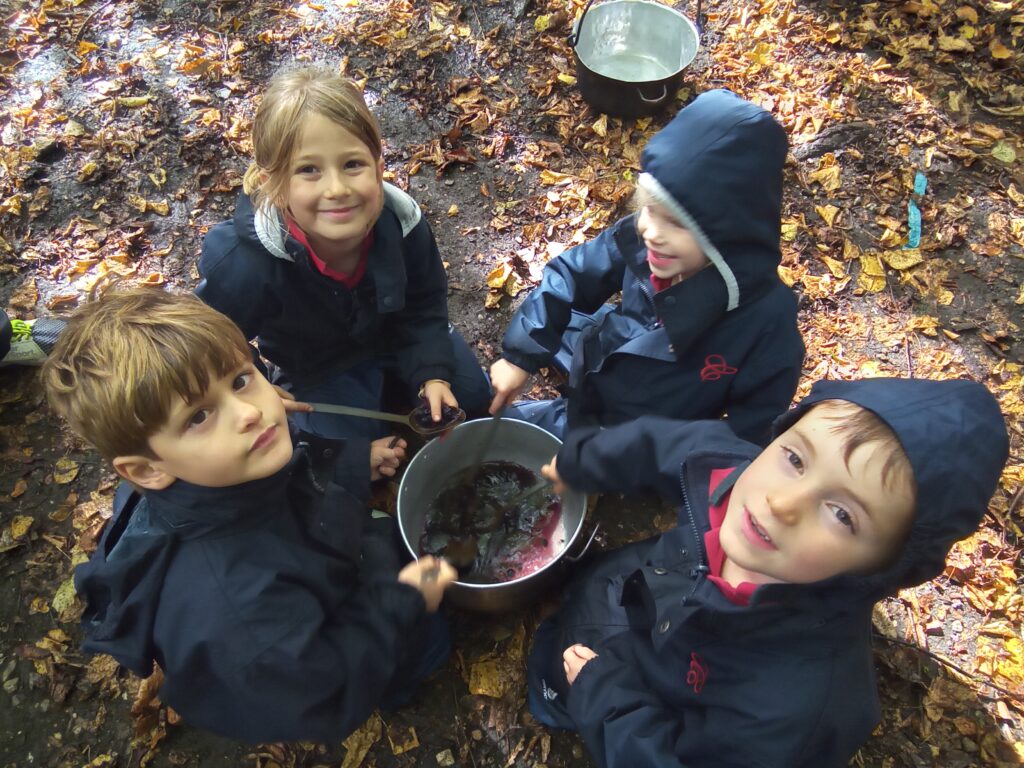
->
[[570, 0, 705, 48], [568, 0, 599, 48], [637, 83, 669, 104], [563, 522, 601, 563]]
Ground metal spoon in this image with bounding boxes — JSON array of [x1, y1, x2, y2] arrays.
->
[[306, 401, 466, 437]]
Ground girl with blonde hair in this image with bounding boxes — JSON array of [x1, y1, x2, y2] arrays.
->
[[197, 66, 490, 439]]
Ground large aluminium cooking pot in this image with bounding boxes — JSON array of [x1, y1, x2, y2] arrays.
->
[[569, 0, 701, 117], [397, 418, 591, 613]]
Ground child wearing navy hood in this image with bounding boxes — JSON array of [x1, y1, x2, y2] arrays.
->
[[43, 289, 458, 744], [527, 377, 1008, 768], [490, 89, 804, 445]]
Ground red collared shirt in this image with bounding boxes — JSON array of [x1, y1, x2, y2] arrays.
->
[[287, 218, 372, 288], [703, 467, 758, 606]]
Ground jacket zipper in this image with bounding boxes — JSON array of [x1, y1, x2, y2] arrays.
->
[[634, 275, 660, 330], [679, 460, 709, 605]]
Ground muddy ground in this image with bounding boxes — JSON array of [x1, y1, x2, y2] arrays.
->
[[1, 0, 1022, 766]]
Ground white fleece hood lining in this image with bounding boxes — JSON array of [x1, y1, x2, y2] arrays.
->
[[252, 182, 422, 261], [638, 172, 740, 311]]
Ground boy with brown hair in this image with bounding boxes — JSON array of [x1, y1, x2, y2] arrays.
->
[[529, 377, 1008, 768], [44, 288, 456, 743]]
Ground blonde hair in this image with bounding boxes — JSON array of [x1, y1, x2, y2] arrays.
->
[[42, 289, 252, 460], [631, 185, 658, 214], [242, 66, 383, 212]]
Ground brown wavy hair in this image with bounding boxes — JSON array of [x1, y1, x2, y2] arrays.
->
[[42, 289, 251, 460]]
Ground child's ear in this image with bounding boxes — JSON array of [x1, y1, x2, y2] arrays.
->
[[376, 157, 385, 179], [112, 455, 176, 491]]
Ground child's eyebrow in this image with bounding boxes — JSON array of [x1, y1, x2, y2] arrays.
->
[[294, 146, 371, 162]]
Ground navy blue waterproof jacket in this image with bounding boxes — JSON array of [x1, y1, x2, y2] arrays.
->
[[501, 90, 804, 446], [539, 378, 1008, 768], [73, 433, 428, 743], [197, 184, 455, 390]]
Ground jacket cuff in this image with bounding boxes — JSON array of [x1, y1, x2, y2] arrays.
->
[[370, 580, 427, 628], [411, 365, 454, 391], [499, 349, 544, 375], [557, 426, 603, 492]]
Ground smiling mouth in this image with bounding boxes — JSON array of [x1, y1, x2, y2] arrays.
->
[[745, 509, 777, 550], [647, 249, 677, 265]]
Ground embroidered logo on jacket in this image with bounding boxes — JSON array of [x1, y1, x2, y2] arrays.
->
[[541, 679, 559, 701], [700, 354, 738, 381], [686, 652, 708, 694]]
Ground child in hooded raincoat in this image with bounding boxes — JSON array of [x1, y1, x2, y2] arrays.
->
[[490, 89, 803, 445], [527, 377, 1008, 768], [46, 289, 458, 744], [197, 66, 490, 440]]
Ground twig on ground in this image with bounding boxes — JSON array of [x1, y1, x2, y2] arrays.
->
[[873, 632, 1024, 702], [73, 0, 114, 43]]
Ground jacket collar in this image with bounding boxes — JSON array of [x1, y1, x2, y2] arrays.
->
[[245, 182, 422, 262], [144, 451, 300, 538]]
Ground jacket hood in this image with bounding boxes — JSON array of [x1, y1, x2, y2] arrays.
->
[[768, 378, 1009, 601], [638, 89, 788, 312], [237, 182, 423, 262]]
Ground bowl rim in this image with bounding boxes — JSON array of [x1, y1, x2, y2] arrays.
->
[[396, 418, 588, 590]]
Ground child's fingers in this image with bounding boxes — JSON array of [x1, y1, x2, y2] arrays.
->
[[442, 387, 458, 408], [575, 645, 598, 661], [282, 398, 314, 413], [426, 391, 444, 421], [436, 558, 458, 586], [488, 390, 508, 415], [563, 644, 596, 661], [541, 458, 566, 494], [273, 385, 312, 411]]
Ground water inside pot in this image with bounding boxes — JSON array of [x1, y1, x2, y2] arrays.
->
[[419, 460, 567, 585], [593, 51, 674, 82]]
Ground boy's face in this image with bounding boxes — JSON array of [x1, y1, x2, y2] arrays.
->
[[720, 406, 915, 585], [286, 112, 385, 264], [120, 362, 293, 490], [636, 203, 709, 283]]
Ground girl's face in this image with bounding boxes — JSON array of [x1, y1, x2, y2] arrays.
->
[[636, 203, 708, 283], [285, 112, 384, 264]]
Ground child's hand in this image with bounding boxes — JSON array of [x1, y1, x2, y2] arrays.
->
[[397, 556, 457, 612], [421, 380, 458, 423], [273, 384, 313, 414], [563, 644, 598, 685], [541, 455, 568, 494], [370, 436, 407, 481], [489, 359, 531, 414]]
